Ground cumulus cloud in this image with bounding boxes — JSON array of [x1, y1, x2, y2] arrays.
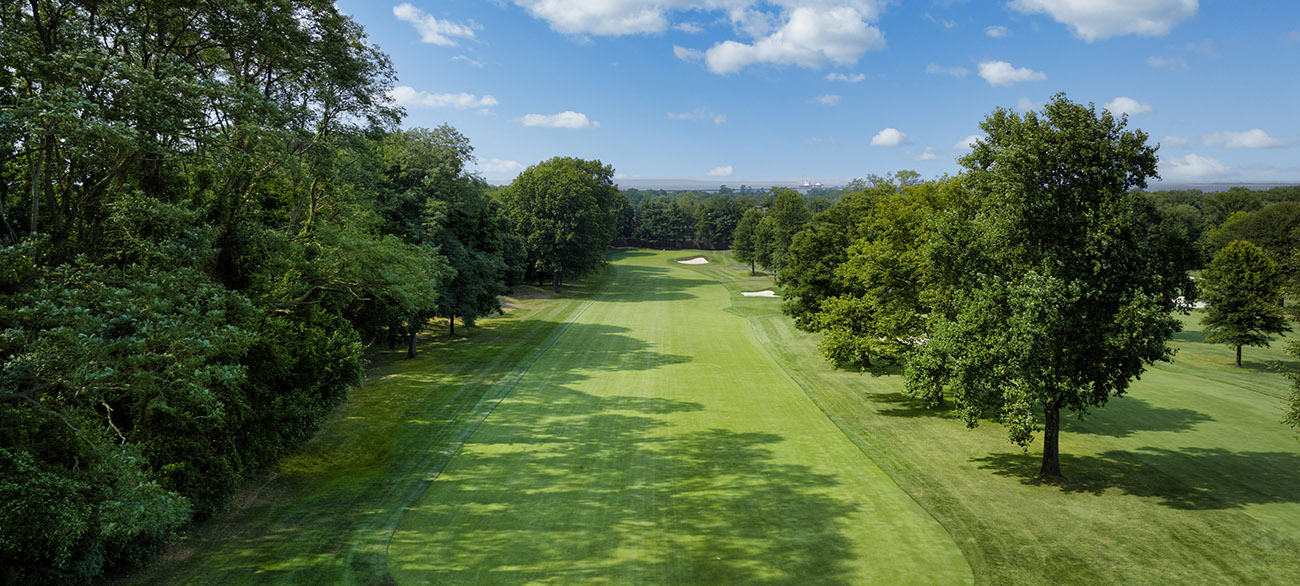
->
[[668, 107, 727, 125], [907, 147, 938, 161], [985, 25, 1010, 38], [707, 165, 735, 177], [925, 63, 968, 78], [1146, 56, 1188, 70], [954, 134, 983, 150], [1104, 97, 1153, 116], [702, 5, 887, 74], [519, 111, 600, 129], [979, 61, 1046, 86], [1287, 31, 1300, 42], [1008, 0, 1198, 42], [1015, 97, 1040, 111], [478, 158, 525, 177], [512, 0, 669, 36], [826, 72, 867, 83], [870, 128, 908, 147], [1203, 129, 1286, 149], [390, 86, 498, 110], [674, 21, 703, 34], [814, 94, 843, 106], [1163, 153, 1232, 180], [673, 45, 704, 62], [394, 3, 479, 46], [1161, 135, 1191, 148]]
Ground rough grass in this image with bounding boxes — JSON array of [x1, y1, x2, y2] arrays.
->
[[125, 248, 1300, 585]]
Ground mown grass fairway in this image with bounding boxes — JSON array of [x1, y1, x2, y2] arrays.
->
[[387, 249, 971, 584], [126, 248, 1300, 585]]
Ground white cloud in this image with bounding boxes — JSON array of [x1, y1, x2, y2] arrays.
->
[[1162, 153, 1232, 180], [394, 3, 479, 46], [1015, 97, 1039, 111], [807, 136, 837, 144], [979, 60, 1046, 86], [1203, 129, 1286, 149], [1104, 96, 1153, 116], [707, 165, 735, 177], [870, 128, 908, 147], [1287, 31, 1300, 42], [519, 111, 600, 129], [908, 147, 938, 161], [925, 63, 968, 78], [702, 5, 887, 74], [826, 72, 867, 83], [1008, 0, 1198, 42], [954, 134, 983, 150], [512, 0, 669, 36], [1161, 135, 1191, 148], [1146, 55, 1188, 70], [452, 55, 485, 68], [674, 21, 703, 34], [479, 158, 525, 177], [814, 94, 843, 106], [673, 45, 704, 62], [668, 107, 727, 125], [390, 86, 498, 110], [985, 25, 1010, 38]]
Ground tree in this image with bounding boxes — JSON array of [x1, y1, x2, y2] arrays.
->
[[762, 188, 811, 272], [732, 208, 763, 275], [503, 157, 620, 291], [1201, 240, 1291, 367], [905, 94, 1195, 477]]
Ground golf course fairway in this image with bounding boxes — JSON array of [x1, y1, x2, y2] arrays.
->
[[386, 249, 973, 584]]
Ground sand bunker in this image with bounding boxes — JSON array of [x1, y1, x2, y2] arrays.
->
[[677, 257, 709, 265], [741, 290, 777, 297]]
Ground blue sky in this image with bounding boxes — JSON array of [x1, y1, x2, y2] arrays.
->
[[336, 1, 1300, 188]]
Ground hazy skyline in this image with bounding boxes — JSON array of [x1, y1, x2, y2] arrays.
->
[[338, 1, 1300, 187]]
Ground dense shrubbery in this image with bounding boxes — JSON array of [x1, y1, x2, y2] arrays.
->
[[0, 2, 525, 582]]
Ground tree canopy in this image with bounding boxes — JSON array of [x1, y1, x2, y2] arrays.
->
[[902, 94, 1195, 477], [1201, 240, 1291, 367], [502, 157, 622, 290]]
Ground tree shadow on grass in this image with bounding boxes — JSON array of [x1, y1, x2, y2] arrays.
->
[[871, 392, 957, 419], [1063, 396, 1214, 438], [973, 447, 1300, 510], [390, 383, 866, 585], [595, 264, 719, 303]]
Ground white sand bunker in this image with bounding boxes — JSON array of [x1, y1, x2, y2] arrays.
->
[[677, 257, 709, 264], [742, 290, 778, 297]]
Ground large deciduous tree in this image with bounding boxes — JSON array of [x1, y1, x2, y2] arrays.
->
[[503, 157, 620, 291], [905, 94, 1195, 477], [732, 207, 763, 275], [1201, 240, 1290, 367]]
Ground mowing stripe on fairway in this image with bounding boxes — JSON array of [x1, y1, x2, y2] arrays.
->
[[387, 249, 974, 585]]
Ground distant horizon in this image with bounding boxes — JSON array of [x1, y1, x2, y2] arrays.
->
[[488, 175, 1300, 194]]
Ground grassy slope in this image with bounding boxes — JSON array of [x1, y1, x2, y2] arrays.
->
[[388, 249, 972, 584], [124, 282, 602, 584], [707, 251, 1300, 585]]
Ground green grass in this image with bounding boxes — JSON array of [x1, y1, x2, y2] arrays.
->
[[125, 248, 1300, 585]]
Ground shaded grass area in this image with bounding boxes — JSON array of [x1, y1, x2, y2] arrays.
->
[[388, 249, 972, 585], [121, 281, 603, 585], [707, 257, 1300, 585]]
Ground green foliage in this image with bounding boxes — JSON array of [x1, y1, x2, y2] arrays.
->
[[731, 208, 763, 274], [903, 94, 1195, 476], [503, 157, 620, 288], [1201, 240, 1290, 366]]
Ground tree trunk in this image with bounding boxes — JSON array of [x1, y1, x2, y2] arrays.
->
[[552, 272, 560, 293], [1236, 345, 1242, 367], [28, 148, 40, 234], [406, 327, 417, 359], [1039, 402, 1062, 477], [749, 260, 755, 276], [448, 314, 455, 336]]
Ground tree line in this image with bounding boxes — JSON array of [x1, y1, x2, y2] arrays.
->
[[0, 3, 617, 583], [769, 94, 1300, 478]]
